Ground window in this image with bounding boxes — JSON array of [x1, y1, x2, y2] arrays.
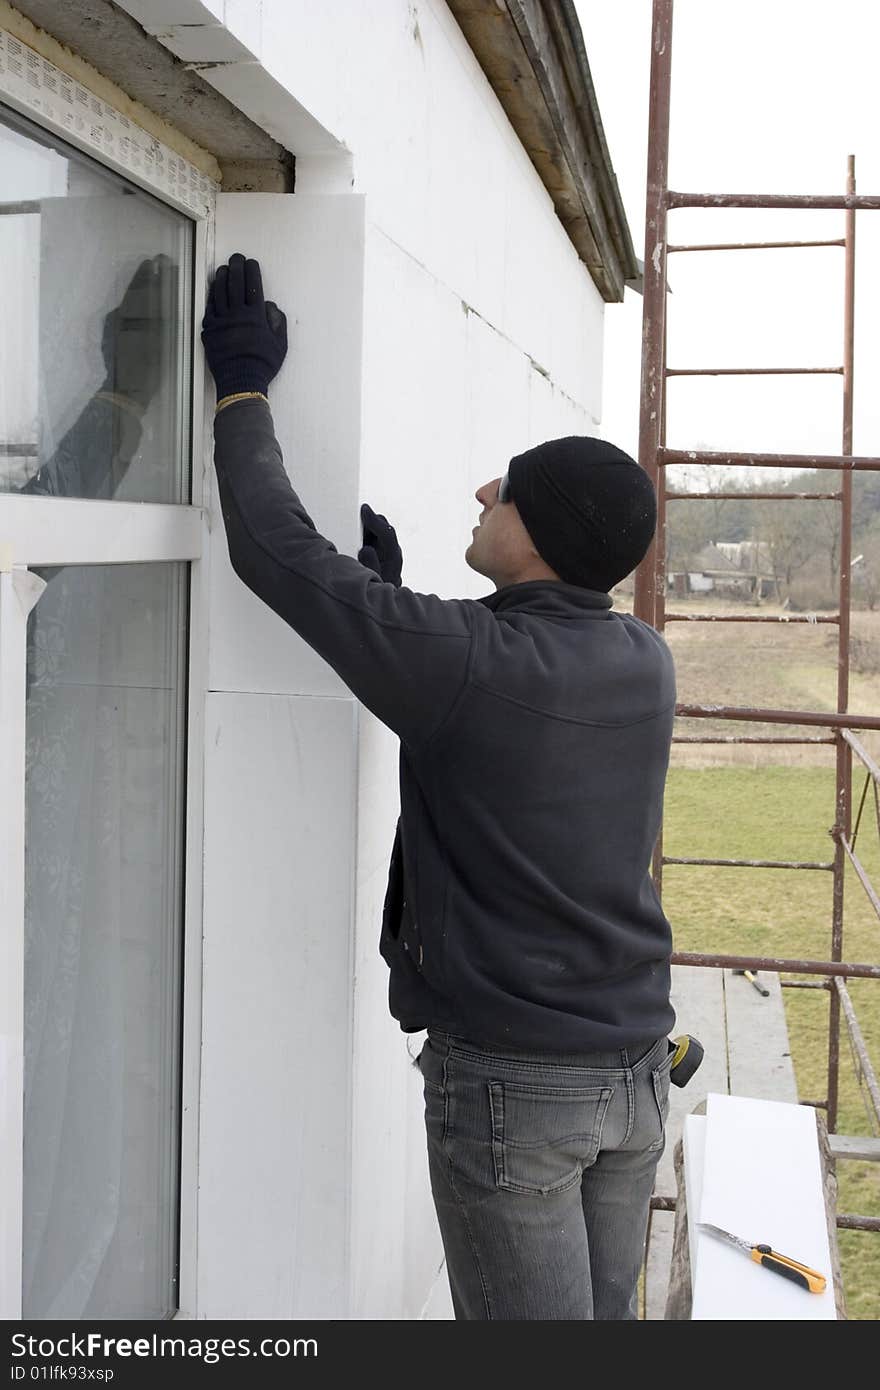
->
[[0, 108, 192, 503], [0, 98, 203, 1320], [24, 561, 188, 1319]]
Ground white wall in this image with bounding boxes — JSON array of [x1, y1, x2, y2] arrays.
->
[[200, 192, 365, 1319], [122, 0, 605, 416], [118, 0, 608, 1321]]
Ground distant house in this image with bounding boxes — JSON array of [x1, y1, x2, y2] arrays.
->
[[669, 541, 775, 599]]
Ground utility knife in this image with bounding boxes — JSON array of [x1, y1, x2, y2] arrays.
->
[[699, 1222, 827, 1293]]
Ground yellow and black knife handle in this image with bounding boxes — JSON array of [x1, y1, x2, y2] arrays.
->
[[751, 1244, 827, 1294]]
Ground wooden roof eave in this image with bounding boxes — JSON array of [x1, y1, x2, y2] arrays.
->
[[447, 0, 639, 303]]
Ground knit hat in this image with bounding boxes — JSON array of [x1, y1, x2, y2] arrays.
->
[[506, 436, 656, 592]]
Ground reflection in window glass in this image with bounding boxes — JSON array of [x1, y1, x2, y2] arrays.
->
[[23, 563, 188, 1319], [0, 106, 192, 503]]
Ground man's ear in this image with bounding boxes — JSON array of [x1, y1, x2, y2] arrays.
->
[[519, 518, 544, 564]]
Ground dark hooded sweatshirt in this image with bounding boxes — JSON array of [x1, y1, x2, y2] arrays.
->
[[213, 399, 677, 1052]]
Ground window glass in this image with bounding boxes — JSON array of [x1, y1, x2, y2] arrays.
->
[[0, 107, 192, 503], [23, 561, 188, 1319]]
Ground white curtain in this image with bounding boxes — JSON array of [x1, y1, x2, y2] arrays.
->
[[23, 562, 183, 1320], [23, 566, 125, 1317]]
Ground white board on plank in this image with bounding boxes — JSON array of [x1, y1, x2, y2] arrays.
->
[[692, 1093, 836, 1320]]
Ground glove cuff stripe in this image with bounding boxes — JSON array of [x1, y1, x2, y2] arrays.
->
[[215, 391, 269, 415]]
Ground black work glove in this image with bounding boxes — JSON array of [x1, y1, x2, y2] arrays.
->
[[201, 252, 287, 400], [101, 253, 177, 410], [359, 503, 403, 586]]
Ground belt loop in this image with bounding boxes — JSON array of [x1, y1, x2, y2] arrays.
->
[[620, 1047, 630, 1068]]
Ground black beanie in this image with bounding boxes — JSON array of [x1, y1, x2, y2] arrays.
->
[[507, 436, 657, 592]]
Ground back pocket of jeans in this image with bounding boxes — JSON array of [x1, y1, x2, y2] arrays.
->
[[649, 1048, 675, 1151], [489, 1082, 614, 1196]]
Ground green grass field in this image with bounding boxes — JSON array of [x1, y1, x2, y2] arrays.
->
[[662, 765, 880, 1320]]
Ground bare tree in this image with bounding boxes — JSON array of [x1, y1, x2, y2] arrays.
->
[[853, 520, 880, 611], [666, 460, 751, 578], [756, 498, 823, 599]]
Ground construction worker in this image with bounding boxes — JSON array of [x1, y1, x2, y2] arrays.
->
[[202, 253, 677, 1321]]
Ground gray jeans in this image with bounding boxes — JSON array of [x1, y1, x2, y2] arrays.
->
[[417, 1030, 672, 1320]]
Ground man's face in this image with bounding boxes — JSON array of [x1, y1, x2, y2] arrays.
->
[[465, 475, 559, 588]]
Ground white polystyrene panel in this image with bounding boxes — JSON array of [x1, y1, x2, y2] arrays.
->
[[115, 1, 224, 28], [208, 193, 365, 697], [198, 691, 357, 1318], [130, 0, 607, 411], [359, 224, 471, 602], [251, 0, 607, 403], [349, 719, 409, 1317], [350, 701, 447, 1320], [360, 224, 596, 611], [205, 61, 344, 159], [348, 973, 414, 1318], [692, 1094, 836, 1321], [464, 308, 532, 486], [223, 0, 264, 59], [158, 24, 254, 64]]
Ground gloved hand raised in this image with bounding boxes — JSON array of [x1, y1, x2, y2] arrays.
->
[[359, 503, 403, 587], [201, 253, 287, 401]]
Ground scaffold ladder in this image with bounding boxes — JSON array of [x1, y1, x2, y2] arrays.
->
[[634, 0, 880, 1192]]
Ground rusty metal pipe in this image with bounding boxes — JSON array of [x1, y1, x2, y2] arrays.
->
[[829, 158, 857, 1133], [667, 366, 843, 376], [663, 857, 833, 870], [665, 491, 843, 500], [671, 952, 880, 979], [651, 1199, 880, 1230], [841, 729, 880, 784], [850, 772, 871, 848], [667, 239, 846, 251], [835, 976, 880, 1130], [675, 706, 880, 730], [656, 301, 669, 640], [665, 614, 838, 624], [638, 7, 879, 1190], [672, 735, 835, 744], [652, 291, 670, 892], [634, 0, 674, 628], [660, 449, 880, 471], [840, 837, 880, 924], [667, 191, 880, 209]]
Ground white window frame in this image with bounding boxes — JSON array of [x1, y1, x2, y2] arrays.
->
[[0, 37, 215, 1321]]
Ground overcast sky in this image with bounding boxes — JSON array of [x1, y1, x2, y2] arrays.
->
[[573, 0, 880, 479]]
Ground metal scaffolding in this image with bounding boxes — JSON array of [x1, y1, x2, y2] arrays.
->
[[635, 0, 880, 1240]]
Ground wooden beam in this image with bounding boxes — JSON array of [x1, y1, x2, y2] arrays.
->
[[828, 1134, 880, 1163]]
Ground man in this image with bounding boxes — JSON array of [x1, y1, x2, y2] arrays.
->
[[203, 253, 676, 1321]]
